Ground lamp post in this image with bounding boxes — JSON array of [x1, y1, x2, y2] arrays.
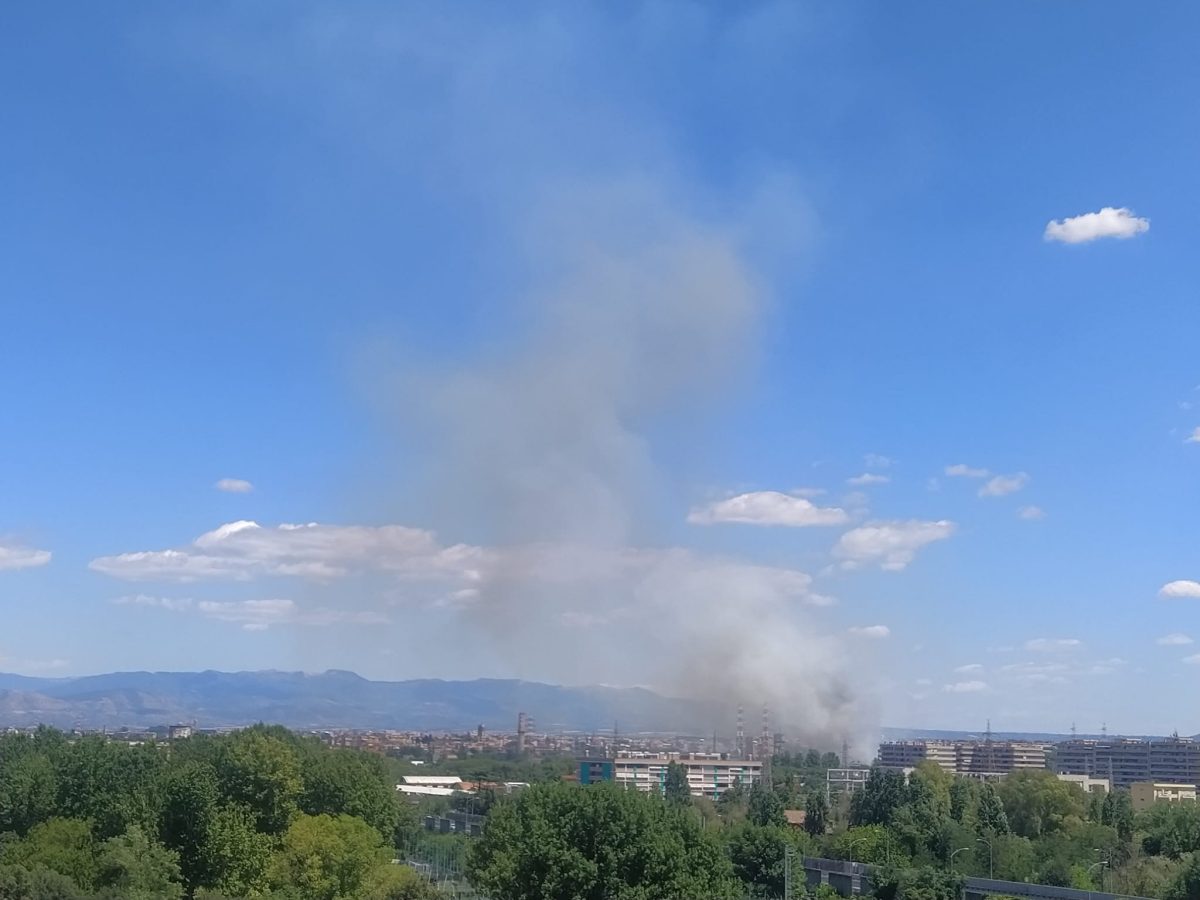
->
[[784, 845, 795, 900], [950, 847, 970, 873], [976, 837, 993, 879]]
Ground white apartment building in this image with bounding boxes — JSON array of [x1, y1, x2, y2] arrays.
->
[[878, 740, 1048, 777], [579, 752, 762, 799]]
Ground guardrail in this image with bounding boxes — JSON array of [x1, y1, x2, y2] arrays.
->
[[800, 857, 1154, 900]]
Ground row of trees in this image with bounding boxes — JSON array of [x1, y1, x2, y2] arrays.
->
[[0, 725, 438, 899]]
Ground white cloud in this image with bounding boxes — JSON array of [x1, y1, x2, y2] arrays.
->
[[1024, 637, 1082, 652], [790, 487, 827, 498], [847, 473, 889, 486], [0, 542, 52, 572], [1184, 654, 1200, 666], [945, 464, 989, 479], [864, 454, 892, 470], [1044, 207, 1149, 244], [1186, 428, 1200, 444], [914, 678, 933, 686], [89, 520, 489, 583], [833, 519, 955, 571], [117, 594, 388, 631], [979, 472, 1029, 497], [113, 594, 194, 612], [215, 478, 254, 493], [943, 680, 988, 693], [687, 491, 849, 527], [848, 625, 890, 639], [1017, 506, 1045, 520], [954, 663, 984, 673], [1157, 633, 1194, 646], [1161, 580, 1200, 599], [0, 652, 69, 673]]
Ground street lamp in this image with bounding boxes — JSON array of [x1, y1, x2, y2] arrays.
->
[[950, 847, 970, 873], [976, 837, 993, 879], [784, 846, 795, 900]]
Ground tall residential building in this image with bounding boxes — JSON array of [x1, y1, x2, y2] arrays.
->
[[578, 752, 762, 799], [878, 740, 1048, 777], [1053, 737, 1200, 789]]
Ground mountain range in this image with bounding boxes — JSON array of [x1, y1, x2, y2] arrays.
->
[[0, 670, 716, 733]]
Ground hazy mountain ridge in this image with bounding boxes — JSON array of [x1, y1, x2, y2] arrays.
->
[[0, 670, 716, 732]]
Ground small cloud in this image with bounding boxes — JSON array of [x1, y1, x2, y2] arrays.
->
[[1044, 207, 1149, 244], [914, 678, 933, 686], [113, 594, 194, 612], [954, 663, 984, 673], [1024, 637, 1082, 652], [1018, 506, 1046, 521], [1186, 428, 1200, 444], [848, 625, 890, 639], [215, 478, 254, 493], [847, 473, 890, 486], [833, 519, 956, 571], [944, 680, 988, 693], [1183, 654, 1200, 666], [804, 593, 838, 608], [1158, 633, 1194, 646], [979, 472, 1029, 497], [687, 491, 849, 527], [1161, 580, 1200, 599], [864, 454, 892, 470], [0, 541, 52, 572], [945, 464, 990, 479]]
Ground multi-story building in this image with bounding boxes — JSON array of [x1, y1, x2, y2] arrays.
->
[[826, 766, 871, 797], [578, 752, 762, 799], [1053, 737, 1200, 790], [878, 740, 1048, 778], [1131, 782, 1199, 812]]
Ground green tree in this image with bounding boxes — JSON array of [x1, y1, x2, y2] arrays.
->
[[852, 768, 907, 827], [216, 730, 302, 835], [1139, 801, 1200, 858], [1167, 854, 1200, 900], [975, 781, 1009, 835], [0, 862, 89, 900], [94, 825, 184, 900], [301, 748, 400, 839], [663, 762, 691, 807], [0, 752, 58, 836], [828, 825, 904, 867], [804, 790, 829, 837], [748, 781, 787, 828], [466, 782, 739, 900], [1, 819, 97, 892], [726, 825, 806, 897], [52, 738, 164, 839], [269, 813, 395, 900], [948, 779, 976, 826], [997, 770, 1084, 839]]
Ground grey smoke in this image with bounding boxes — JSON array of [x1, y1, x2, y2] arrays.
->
[[402, 178, 870, 748]]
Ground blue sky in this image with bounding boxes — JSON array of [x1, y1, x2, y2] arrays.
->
[[3, 2, 1200, 737]]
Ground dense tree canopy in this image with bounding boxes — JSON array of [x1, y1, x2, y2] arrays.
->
[[466, 781, 740, 900]]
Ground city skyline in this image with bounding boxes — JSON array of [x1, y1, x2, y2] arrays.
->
[[5, 3, 1200, 736]]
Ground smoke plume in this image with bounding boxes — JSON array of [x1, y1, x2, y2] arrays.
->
[[402, 178, 869, 748]]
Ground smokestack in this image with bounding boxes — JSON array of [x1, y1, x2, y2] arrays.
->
[[736, 705, 745, 759], [516, 711, 527, 755]]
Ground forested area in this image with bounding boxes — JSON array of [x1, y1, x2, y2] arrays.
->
[[8, 730, 1200, 900], [0, 725, 437, 900]]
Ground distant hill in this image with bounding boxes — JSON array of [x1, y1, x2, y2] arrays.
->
[[0, 670, 717, 733]]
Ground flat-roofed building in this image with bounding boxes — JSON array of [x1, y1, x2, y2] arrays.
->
[[878, 740, 1048, 778], [1131, 781, 1199, 812], [1053, 738, 1200, 790], [827, 766, 871, 797], [1057, 773, 1111, 794], [578, 752, 762, 800]]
